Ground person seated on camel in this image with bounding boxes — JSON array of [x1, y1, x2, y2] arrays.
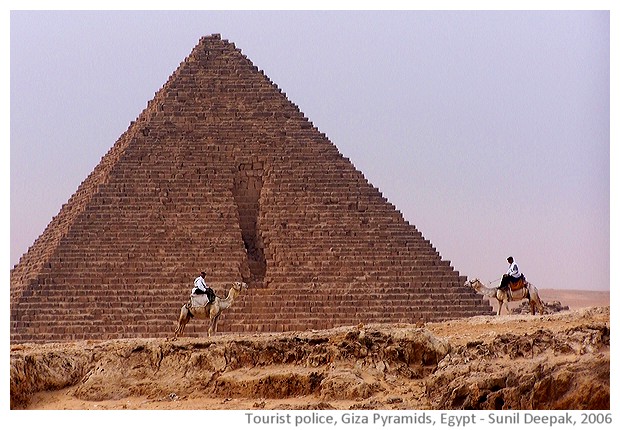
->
[[499, 256, 524, 290], [192, 271, 216, 303]]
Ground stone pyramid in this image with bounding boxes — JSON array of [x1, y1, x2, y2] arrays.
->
[[10, 34, 493, 343]]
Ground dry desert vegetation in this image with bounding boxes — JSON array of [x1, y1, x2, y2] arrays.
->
[[10, 288, 610, 411]]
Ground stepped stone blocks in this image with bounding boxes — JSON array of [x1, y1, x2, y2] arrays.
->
[[10, 34, 494, 343]]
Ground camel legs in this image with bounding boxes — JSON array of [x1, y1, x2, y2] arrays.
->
[[497, 299, 505, 315], [526, 286, 545, 315], [208, 314, 221, 337], [504, 302, 511, 315], [495, 288, 545, 316], [497, 299, 511, 316], [173, 305, 224, 338], [173, 305, 191, 338], [533, 291, 545, 315], [530, 298, 545, 315]]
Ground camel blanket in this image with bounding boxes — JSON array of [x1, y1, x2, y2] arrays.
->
[[509, 277, 526, 292], [189, 294, 210, 308]]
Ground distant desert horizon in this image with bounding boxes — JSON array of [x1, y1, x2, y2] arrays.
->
[[539, 288, 610, 309], [483, 288, 610, 313]]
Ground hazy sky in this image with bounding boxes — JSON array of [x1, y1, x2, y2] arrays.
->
[[8, 8, 612, 292]]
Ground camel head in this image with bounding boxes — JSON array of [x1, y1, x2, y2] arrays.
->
[[465, 278, 482, 291], [233, 281, 248, 291], [465, 278, 499, 297]]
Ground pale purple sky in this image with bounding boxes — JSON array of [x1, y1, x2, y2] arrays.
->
[[8, 9, 611, 291]]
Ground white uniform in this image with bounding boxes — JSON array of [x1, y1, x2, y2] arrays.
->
[[506, 261, 521, 278], [193, 276, 207, 294]]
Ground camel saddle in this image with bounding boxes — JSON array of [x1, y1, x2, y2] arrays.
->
[[508, 275, 527, 291], [188, 294, 210, 308]]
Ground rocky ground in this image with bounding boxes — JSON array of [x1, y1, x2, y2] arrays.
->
[[10, 289, 610, 411]]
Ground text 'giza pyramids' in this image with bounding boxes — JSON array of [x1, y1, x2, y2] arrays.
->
[[11, 34, 493, 343]]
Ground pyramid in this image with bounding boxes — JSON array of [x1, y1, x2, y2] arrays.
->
[[10, 34, 493, 343]]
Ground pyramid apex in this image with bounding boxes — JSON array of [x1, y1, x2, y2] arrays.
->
[[196, 34, 224, 48], [184, 34, 239, 65], [201, 33, 222, 42]]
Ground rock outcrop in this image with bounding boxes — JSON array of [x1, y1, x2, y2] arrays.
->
[[11, 307, 609, 410]]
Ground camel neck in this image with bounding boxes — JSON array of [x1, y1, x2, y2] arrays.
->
[[221, 287, 239, 307]]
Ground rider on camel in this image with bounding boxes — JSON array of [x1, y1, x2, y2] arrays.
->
[[499, 256, 524, 290], [192, 271, 216, 303]]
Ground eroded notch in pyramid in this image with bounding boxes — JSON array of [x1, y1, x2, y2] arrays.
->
[[233, 161, 267, 285]]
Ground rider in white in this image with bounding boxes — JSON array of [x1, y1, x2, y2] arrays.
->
[[192, 271, 210, 302], [506, 257, 521, 278], [500, 256, 522, 290]]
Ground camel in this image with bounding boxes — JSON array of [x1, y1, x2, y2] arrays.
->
[[173, 281, 248, 338], [465, 278, 544, 316]]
